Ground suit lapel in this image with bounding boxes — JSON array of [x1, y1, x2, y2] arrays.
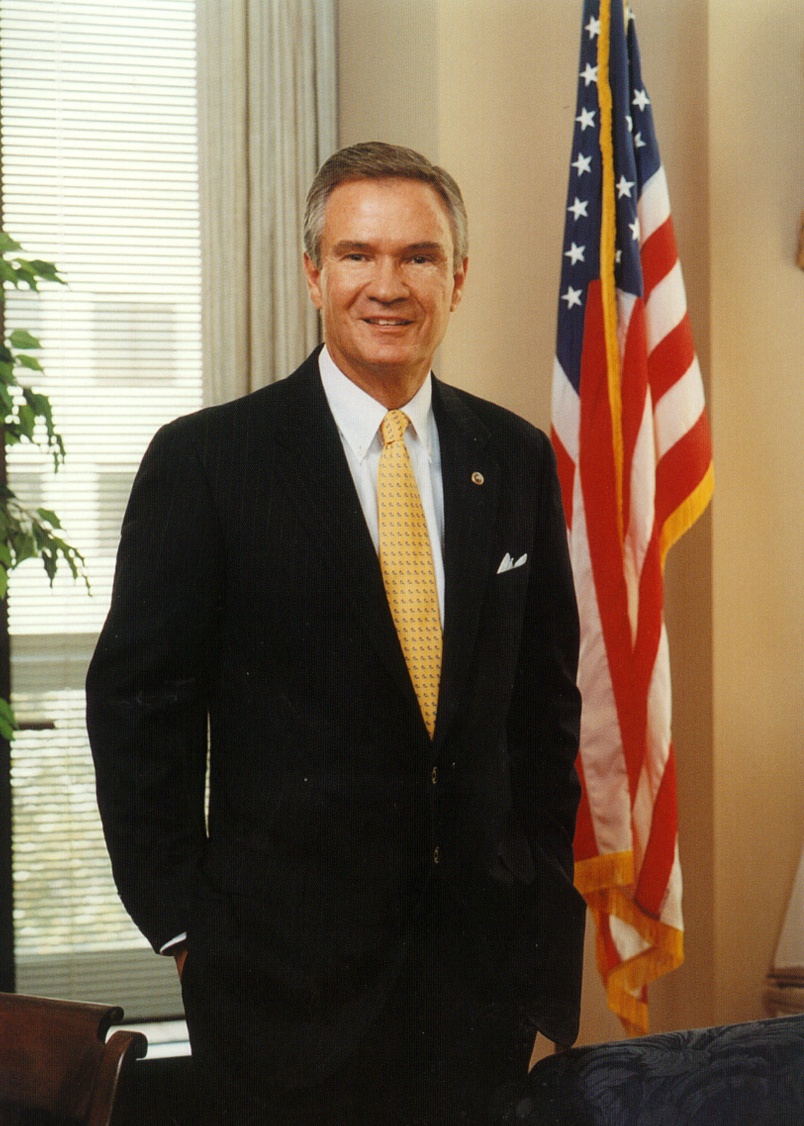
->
[[432, 379, 500, 744], [266, 353, 417, 707]]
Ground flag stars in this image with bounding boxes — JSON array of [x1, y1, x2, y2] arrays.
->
[[626, 114, 633, 133], [576, 106, 596, 131], [568, 197, 589, 220], [634, 132, 646, 149], [572, 152, 593, 176], [633, 88, 651, 110], [564, 242, 586, 265], [630, 217, 641, 241], [561, 286, 583, 310], [585, 14, 601, 38], [616, 175, 635, 199], [580, 62, 598, 86]]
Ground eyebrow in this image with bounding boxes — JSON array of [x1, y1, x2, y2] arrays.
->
[[331, 240, 447, 258], [406, 242, 448, 258]]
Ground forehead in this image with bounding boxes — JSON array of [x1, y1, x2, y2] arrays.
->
[[322, 177, 454, 250]]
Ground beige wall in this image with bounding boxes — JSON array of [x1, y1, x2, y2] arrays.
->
[[709, 0, 804, 1026], [338, 0, 804, 1042]]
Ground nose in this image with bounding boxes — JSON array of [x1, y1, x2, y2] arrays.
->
[[367, 256, 408, 303]]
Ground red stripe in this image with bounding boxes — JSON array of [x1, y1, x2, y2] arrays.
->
[[550, 425, 575, 531], [648, 315, 696, 403], [641, 215, 678, 302], [578, 282, 645, 800], [572, 755, 599, 863], [635, 745, 679, 917], [620, 299, 649, 539], [599, 912, 622, 977], [655, 411, 713, 531]]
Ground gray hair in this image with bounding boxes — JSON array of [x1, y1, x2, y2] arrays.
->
[[303, 141, 468, 272]]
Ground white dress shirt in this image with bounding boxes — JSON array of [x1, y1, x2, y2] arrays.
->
[[318, 346, 445, 625]]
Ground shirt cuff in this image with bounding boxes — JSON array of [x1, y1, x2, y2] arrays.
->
[[159, 932, 188, 955]]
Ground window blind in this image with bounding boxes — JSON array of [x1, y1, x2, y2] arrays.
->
[[0, 0, 203, 1018]]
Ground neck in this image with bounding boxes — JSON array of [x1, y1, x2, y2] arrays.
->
[[338, 363, 430, 411]]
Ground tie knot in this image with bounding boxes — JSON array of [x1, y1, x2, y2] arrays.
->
[[381, 410, 410, 447]]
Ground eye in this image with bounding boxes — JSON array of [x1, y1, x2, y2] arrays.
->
[[409, 254, 433, 266]]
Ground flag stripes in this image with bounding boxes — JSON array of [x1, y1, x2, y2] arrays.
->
[[551, 0, 713, 1034]]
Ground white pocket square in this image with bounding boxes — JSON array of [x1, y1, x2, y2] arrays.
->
[[496, 552, 528, 574]]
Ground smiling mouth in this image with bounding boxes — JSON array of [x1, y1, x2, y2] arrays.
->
[[363, 318, 412, 327]]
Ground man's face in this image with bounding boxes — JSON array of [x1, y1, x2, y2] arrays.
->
[[304, 177, 468, 405]]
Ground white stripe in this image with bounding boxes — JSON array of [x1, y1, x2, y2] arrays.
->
[[617, 290, 637, 362], [638, 165, 670, 244], [632, 625, 672, 863], [551, 355, 580, 465], [644, 259, 687, 353], [654, 357, 706, 460], [660, 845, 684, 931], [624, 395, 656, 639], [609, 913, 651, 966], [634, 626, 684, 934], [571, 486, 633, 857]]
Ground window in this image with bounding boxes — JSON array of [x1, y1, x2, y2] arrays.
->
[[93, 301, 179, 386], [0, 0, 203, 1018]]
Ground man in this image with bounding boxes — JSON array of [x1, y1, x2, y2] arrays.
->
[[87, 142, 585, 1125]]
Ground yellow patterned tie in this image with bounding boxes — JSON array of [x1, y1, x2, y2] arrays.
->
[[378, 410, 442, 738]]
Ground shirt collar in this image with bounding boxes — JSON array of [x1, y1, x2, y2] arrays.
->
[[318, 346, 434, 463]]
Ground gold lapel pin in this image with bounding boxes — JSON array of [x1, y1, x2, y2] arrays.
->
[[471, 471, 484, 486]]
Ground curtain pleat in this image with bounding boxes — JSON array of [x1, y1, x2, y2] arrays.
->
[[197, 0, 337, 404]]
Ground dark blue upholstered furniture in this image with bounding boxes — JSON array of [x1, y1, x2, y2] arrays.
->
[[500, 1014, 804, 1125]]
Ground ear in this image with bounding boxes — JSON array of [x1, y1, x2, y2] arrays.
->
[[450, 257, 469, 311], [303, 253, 323, 310]]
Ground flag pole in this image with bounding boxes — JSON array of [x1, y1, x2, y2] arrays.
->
[[597, 0, 624, 547]]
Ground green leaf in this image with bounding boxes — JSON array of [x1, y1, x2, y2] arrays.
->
[[0, 261, 22, 286], [9, 329, 42, 351], [36, 508, 61, 528], [17, 403, 36, 438], [28, 392, 52, 416], [28, 259, 65, 285], [0, 232, 22, 253], [17, 354, 44, 373], [10, 532, 36, 563], [11, 264, 40, 291], [51, 435, 67, 471]]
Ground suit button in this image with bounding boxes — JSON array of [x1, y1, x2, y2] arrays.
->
[[433, 846, 440, 865], [431, 767, 437, 784]]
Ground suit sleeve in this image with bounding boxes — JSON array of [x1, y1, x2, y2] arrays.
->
[[508, 432, 581, 872], [86, 419, 223, 953], [507, 431, 585, 1042]]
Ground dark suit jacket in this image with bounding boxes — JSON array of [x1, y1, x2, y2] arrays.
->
[[87, 348, 585, 1074]]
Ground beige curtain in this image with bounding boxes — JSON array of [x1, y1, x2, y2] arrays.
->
[[196, 0, 337, 403]]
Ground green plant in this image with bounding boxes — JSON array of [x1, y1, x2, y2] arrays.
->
[[0, 231, 87, 740]]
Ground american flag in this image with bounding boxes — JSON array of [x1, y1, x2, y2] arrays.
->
[[551, 0, 713, 1035]]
